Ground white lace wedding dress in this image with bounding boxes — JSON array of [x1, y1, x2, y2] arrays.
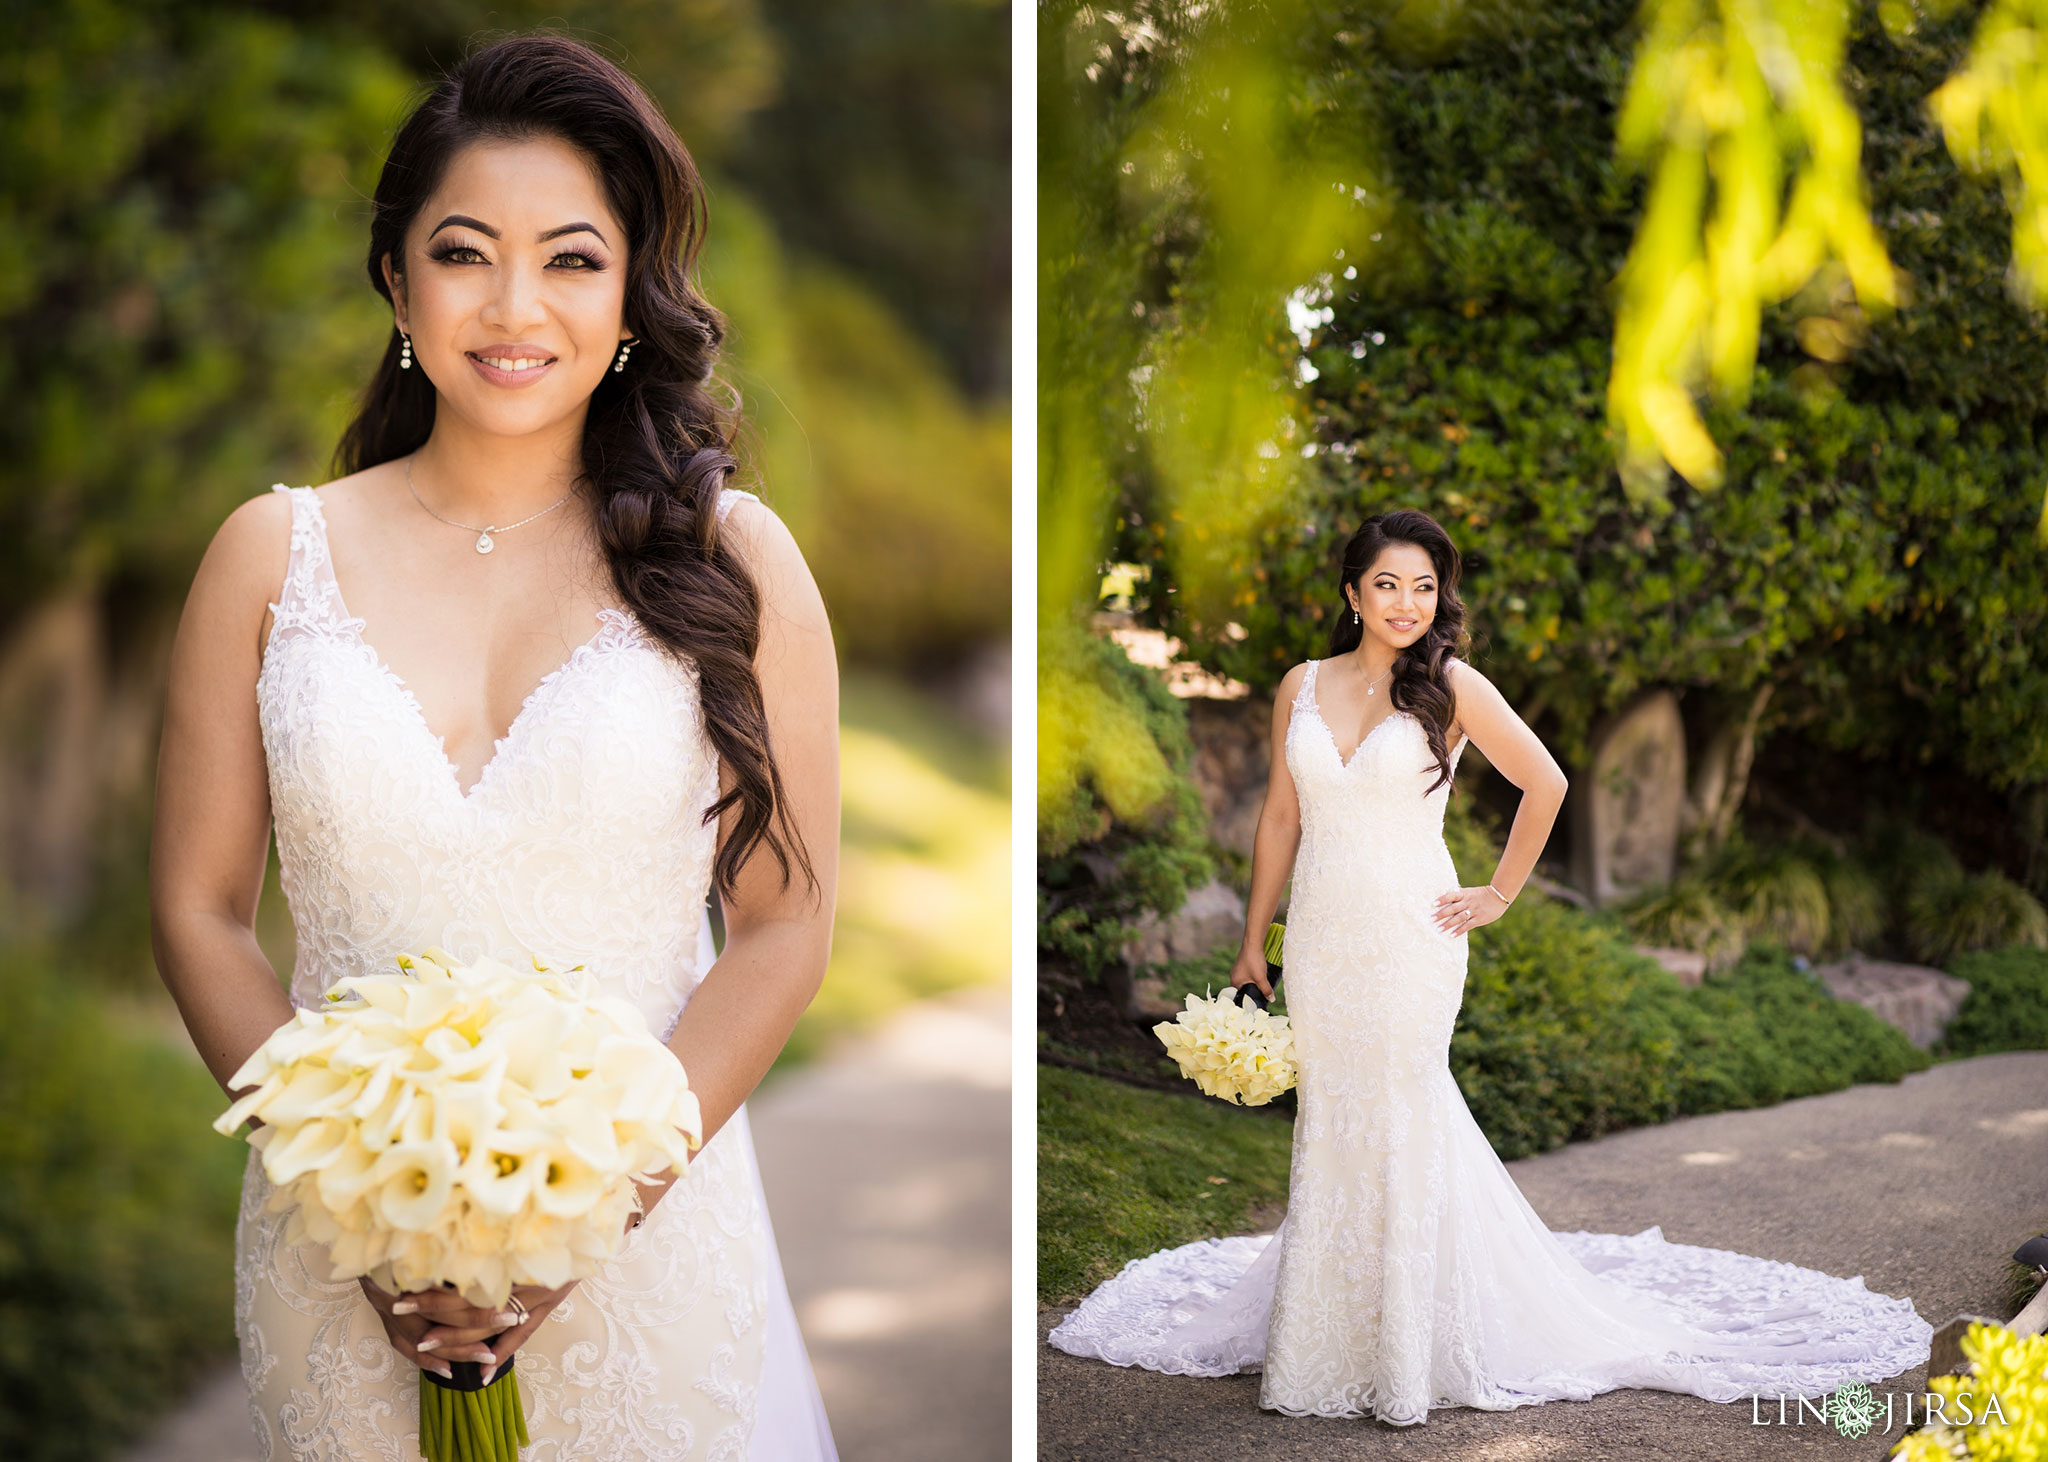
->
[[237, 482, 839, 1460], [1048, 657, 1932, 1425]]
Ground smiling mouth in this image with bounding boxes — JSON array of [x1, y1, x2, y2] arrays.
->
[[468, 352, 556, 372]]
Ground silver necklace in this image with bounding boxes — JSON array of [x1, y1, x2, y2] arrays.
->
[[406, 455, 576, 554], [1354, 659, 1393, 696]]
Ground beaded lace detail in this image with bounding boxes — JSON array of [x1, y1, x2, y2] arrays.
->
[[1047, 659, 1931, 1425], [235, 482, 834, 1461]]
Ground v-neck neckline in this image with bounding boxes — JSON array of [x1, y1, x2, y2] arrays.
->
[[306, 490, 639, 804], [1307, 660, 1408, 769]]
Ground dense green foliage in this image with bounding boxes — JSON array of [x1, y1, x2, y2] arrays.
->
[[1, 2, 413, 622], [0, 947, 246, 1462], [1038, 635, 1215, 982], [1061, 0, 2046, 806], [1939, 945, 2048, 1057], [730, 0, 1010, 395]]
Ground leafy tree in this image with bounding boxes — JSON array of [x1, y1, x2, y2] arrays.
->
[[1087, 0, 2046, 840], [729, 0, 1012, 396]]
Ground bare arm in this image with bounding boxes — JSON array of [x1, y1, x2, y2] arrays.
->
[[661, 498, 841, 1150], [1228, 664, 1307, 999], [150, 491, 297, 1093], [1431, 659, 1568, 935]]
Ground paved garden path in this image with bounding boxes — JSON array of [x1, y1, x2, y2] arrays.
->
[[1039, 1050, 2048, 1461], [126, 982, 1012, 1462]]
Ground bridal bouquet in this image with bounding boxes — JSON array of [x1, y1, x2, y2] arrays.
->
[[214, 947, 704, 1462], [1153, 987, 1298, 1106]]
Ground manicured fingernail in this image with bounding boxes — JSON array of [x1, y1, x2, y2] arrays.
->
[[392, 1300, 418, 1315], [481, 1364, 499, 1385], [415, 1338, 440, 1352], [493, 1312, 520, 1326], [430, 1362, 453, 1379]]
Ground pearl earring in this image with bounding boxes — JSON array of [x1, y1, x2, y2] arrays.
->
[[399, 331, 412, 370], [613, 338, 635, 373]]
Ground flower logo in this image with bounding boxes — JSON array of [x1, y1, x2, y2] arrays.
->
[[1827, 1380, 1878, 1438]]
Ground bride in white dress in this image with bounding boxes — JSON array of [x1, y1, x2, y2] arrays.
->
[[150, 36, 838, 1460], [1048, 509, 1931, 1426]]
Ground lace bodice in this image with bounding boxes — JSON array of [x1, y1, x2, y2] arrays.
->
[[256, 482, 756, 1037]]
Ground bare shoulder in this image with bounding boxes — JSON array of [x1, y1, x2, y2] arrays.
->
[[1445, 657, 1498, 690], [720, 492, 810, 590], [176, 486, 299, 669], [200, 487, 295, 606], [718, 490, 829, 637], [1443, 657, 1497, 739], [717, 489, 793, 561]]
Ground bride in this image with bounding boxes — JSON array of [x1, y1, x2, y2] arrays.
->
[[149, 35, 839, 1460], [1048, 509, 1932, 1426]]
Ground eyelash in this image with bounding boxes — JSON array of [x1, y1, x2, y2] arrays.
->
[[1374, 581, 1434, 591], [427, 244, 605, 270]]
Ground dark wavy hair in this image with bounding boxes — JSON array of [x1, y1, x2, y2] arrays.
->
[[333, 32, 814, 903], [1326, 509, 1472, 795]]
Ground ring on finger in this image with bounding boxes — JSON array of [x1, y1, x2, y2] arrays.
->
[[506, 1294, 531, 1327]]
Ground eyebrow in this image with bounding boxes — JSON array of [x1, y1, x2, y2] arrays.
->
[[428, 214, 609, 246]]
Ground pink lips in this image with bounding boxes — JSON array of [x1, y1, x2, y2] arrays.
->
[[465, 349, 558, 389]]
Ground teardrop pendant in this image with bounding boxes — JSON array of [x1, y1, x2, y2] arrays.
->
[[475, 531, 494, 554]]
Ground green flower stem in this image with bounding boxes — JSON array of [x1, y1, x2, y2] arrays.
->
[[485, 1374, 510, 1461]]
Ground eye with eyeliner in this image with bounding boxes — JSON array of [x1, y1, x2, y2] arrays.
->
[[425, 241, 607, 270]]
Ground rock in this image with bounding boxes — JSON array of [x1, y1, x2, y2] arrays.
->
[[1185, 697, 1270, 858], [1810, 951, 1972, 1050], [1634, 944, 1709, 987], [1570, 689, 1687, 908], [1122, 878, 1248, 968]]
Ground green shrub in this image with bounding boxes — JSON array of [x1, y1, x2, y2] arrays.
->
[[0, 946, 247, 1462], [1038, 632, 1216, 983], [1814, 850, 1889, 956], [1648, 945, 1931, 1116], [1616, 876, 1747, 974], [1939, 945, 2048, 1059], [1907, 870, 2048, 967], [1707, 842, 1834, 958], [1452, 895, 1684, 1159]]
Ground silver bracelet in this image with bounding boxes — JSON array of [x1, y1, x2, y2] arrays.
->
[[1487, 882, 1513, 905]]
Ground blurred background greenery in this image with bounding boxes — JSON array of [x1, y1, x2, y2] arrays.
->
[[0, 2, 1006, 1456], [1037, 0, 2048, 1302]]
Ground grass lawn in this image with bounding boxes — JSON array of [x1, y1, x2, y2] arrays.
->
[[1039, 1062, 1293, 1305]]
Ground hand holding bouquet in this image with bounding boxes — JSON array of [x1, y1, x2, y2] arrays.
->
[[1153, 986, 1298, 1106], [214, 947, 704, 1462]]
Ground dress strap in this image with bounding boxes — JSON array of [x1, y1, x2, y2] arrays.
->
[[1294, 659, 1321, 709], [265, 484, 353, 643], [716, 486, 761, 525]]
